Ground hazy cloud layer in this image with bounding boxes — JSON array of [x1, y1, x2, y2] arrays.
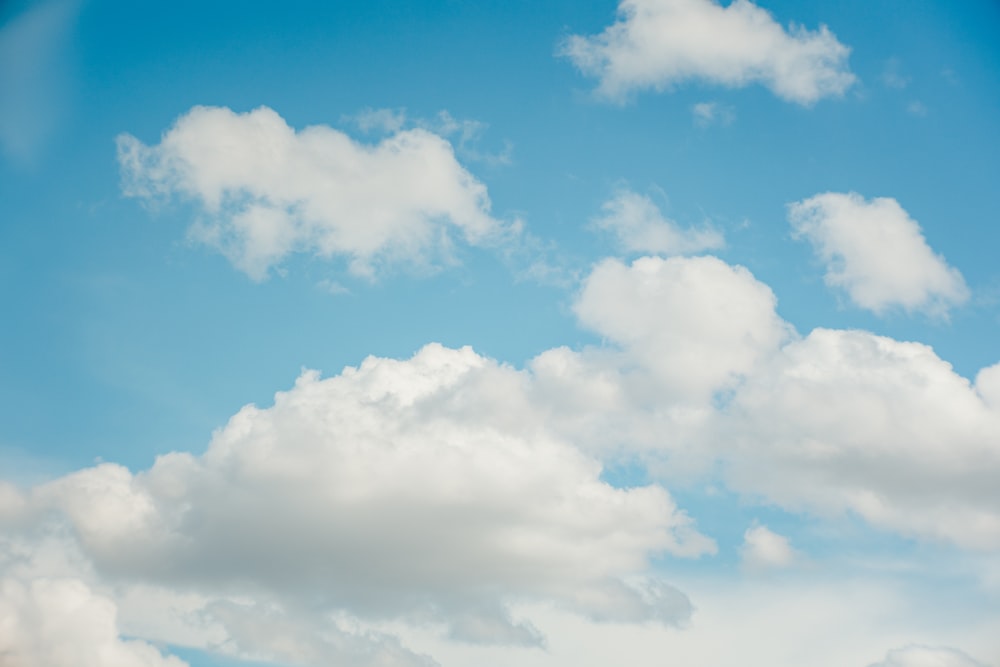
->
[[117, 106, 513, 280], [561, 0, 856, 104], [789, 192, 969, 316], [869, 645, 988, 667], [0, 0, 78, 164]]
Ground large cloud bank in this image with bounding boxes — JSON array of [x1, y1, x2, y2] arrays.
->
[[3, 252, 998, 665]]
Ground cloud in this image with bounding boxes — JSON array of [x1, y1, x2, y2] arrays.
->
[[9, 344, 712, 659], [789, 192, 969, 316], [740, 523, 798, 570], [560, 0, 856, 105], [393, 577, 996, 667], [881, 57, 910, 90], [869, 645, 988, 667], [3, 241, 999, 662], [0, 576, 187, 667], [691, 101, 735, 126], [592, 190, 724, 255], [573, 255, 792, 401], [116, 106, 514, 280], [563, 254, 1000, 550], [724, 328, 1000, 549]]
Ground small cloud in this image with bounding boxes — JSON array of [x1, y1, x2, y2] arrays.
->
[[740, 522, 799, 570], [424, 111, 513, 166], [881, 57, 910, 89], [345, 107, 407, 134], [906, 100, 928, 117], [593, 188, 724, 256], [316, 279, 350, 296], [691, 101, 735, 127], [788, 192, 968, 317]]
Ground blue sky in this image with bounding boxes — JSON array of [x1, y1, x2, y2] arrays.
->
[[1, 1, 999, 666]]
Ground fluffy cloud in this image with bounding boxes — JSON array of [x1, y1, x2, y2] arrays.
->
[[592, 190, 724, 255], [573, 255, 792, 401], [739, 523, 798, 570], [724, 328, 1000, 549], [0, 576, 187, 667], [117, 106, 512, 280], [561, 0, 855, 104], [13, 344, 711, 657], [564, 254, 1000, 550], [869, 645, 988, 667], [789, 193, 969, 316], [4, 246, 999, 663]]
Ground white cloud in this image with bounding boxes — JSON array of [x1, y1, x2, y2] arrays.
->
[[13, 344, 712, 657], [724, 328, 1000, 550], [573, 255, 792, 401], [976, 362, 1000, 409], [563, 253, 1000, 550], [392, 577, 997, 667], [4, 242, 1000, 663], [740, 523, 798, 570], [789, 192, 969, 316], [691, 101, 735, 126], [869, 645, 988, 667], [560, 0, 856, 104], [117, 106, 513, 280], [0, 576, 187, 667], [593, 190, 724, 255]]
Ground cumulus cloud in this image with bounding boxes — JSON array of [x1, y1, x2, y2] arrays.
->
[[116, 106, 513, 280], [563, 254, 1000, 550], [9, 344, 712, 659], [869, 644, 988, 667], [560, 0, 856, 104], [592, 190, 724, 255], [789, 192, 969, 316], [0, 576, 187, 667], [739, 523, 798, 570], [724, 328, 1000, 549], [4, 243, 1000, 663], [573, 255, 792, 401]]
